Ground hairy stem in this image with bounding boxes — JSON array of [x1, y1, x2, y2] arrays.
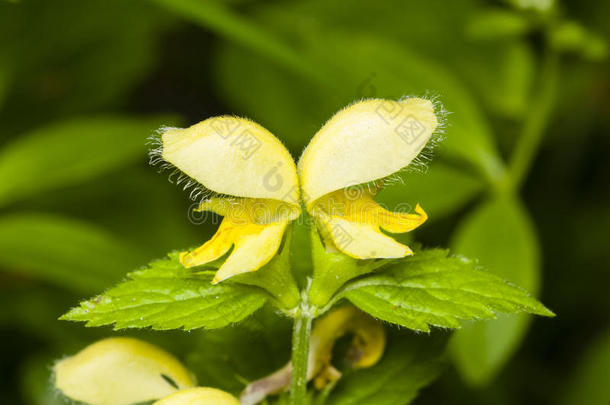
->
[[290, 304, 312, 405], [509, 49, 560, 190]]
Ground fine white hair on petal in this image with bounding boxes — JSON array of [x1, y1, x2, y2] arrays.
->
[[159, 117, 301, 205], [147, 126, 216, 204], [390, 93, 449, 178], [345, 93, 450, 194], [299, 95, 447, 207]]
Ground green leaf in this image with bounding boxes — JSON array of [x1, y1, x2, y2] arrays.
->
[[0, 115, 175, 207], [495, 42, 536, 118], [376, 162, 484, 221], [550, 21, 608, 60], [457, 41, 535, 119], [0, 213, 145, 293], [560, 329, 610, 405], [337, 249, 552, 333], [506, 0, 555, 12], [61, 252, 268, 331], [449, 196, 542, 386], [465, 8, 531, 41], [325, 330, 446, 405]]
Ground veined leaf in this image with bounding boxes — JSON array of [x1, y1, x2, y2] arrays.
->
[[0, 115, 174, 207], [325, 330, 446, 405], [0, 213, 145, 293], [449, 196, 541, 386], [336, 249, 552, 333], [61, 252, 268, 331]]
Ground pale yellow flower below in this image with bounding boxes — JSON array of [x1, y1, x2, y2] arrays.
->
[[54, 338, 195, 405], [54, 338, 241, 405], [153, 387, 240, 405]]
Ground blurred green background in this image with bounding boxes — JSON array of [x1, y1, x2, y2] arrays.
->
[[0, 0, 609, 404]]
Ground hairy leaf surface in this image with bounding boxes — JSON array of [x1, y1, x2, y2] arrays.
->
[[339, 249, 553, 332], [61, 253, 268, 330]]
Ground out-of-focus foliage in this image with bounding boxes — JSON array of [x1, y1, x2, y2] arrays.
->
[[0, 213, 146, 293], [450, 197, 540, 385], [0, 0, 608, 404], [0, 116, 175, 206], [560, 330, 610, 405]]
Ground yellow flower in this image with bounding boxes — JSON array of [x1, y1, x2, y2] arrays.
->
[[153, 98, 439, 283], [153, 117, 301, 284], [308, 305, 386, 388], [54, 338, 240, 405], [153, 387, 240, 405], [299, 98, 436, 258], [54, 338, 196, 405]]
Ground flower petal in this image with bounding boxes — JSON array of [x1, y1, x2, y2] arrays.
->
[[315, 214, 412, 259], [180, 197, 290, 283], [154, 117, 301, 282], [217, 221, 287, 284], [298, 98, 438, 209], [54, 338, 195, 405], [309, 305, 386, 380], [155, 116, 300, 206], [154, 387, 240, 405], [312, 189, 427, 259]]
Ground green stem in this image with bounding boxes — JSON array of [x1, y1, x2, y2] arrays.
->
[[508, 49, 560, 191], [290, 304, 312, 405]]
